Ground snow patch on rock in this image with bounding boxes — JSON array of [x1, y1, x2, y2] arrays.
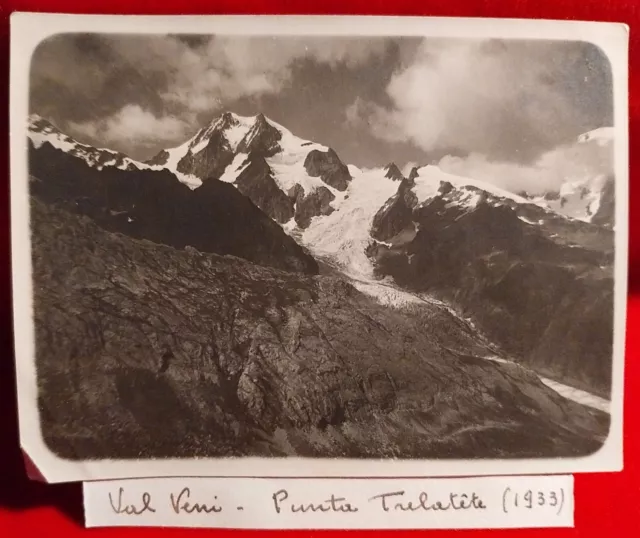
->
[[219, 153, 249, 183], [485, 356, 610, 413]]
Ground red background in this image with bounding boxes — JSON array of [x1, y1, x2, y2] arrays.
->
[[1, 0, 638, 535]]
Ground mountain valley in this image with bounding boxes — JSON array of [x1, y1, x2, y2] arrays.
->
[[26, 110, 616, 458]]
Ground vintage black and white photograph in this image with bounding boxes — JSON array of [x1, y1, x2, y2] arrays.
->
[[10, 15, 628, 482]]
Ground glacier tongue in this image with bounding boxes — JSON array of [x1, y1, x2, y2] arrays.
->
[[297, 166, 443, 309], [485, 356, 610, 413], [301, 167, 398, 281]]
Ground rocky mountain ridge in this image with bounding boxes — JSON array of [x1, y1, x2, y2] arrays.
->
[[29, 113, 614, 230], [146, 111, 353, 227], [28, 114, 202, 187], [28, 139, 317, 274], [368, 165, 614, 396]]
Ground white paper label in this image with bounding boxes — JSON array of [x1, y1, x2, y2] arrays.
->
[[83, 475, 573, 529]]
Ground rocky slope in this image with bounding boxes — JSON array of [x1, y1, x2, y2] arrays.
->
[[233, 154, 295, 224], [368, 166, 614, 396], [32, 198, 608, 460], [28, 139, 317, 274]]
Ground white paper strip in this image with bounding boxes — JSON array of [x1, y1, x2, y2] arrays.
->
[[84, 475, 573, 529]]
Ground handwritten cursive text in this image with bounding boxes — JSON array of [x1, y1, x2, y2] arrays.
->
[[272, 489, 359, 514], [108, 487, 156, 515], [369, 490, 487, 512], [170, 487, 223, 514]]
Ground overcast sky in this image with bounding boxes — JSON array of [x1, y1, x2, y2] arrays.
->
[[30, 34, 613, 192]]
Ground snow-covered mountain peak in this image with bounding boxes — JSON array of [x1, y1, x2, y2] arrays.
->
[[189, 111, 255, 154], [175, 111, 329, 164], [218, 110, 243, 125], [28, 114, 77, 152], [253, 112, 269, 126], [236, 113, 283, 156], [28, 114, 137, 170], [29, 113, 56, 132], [411, 164, 529, 207], [28, 113, 203, 188], [524, 126, 615, 225], [577, 126, 614, 146], [142, 110, 352, 228], [207, 110, 240, 132], [530, 172, 614, 225]]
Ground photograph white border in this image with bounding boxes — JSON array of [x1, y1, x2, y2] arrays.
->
[[10, 13, 629, 483]]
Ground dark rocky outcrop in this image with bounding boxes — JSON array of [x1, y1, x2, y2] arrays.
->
[[371, 177, 418, 242], [176, 130, 234, 180], [145, 149, 170, 166], [368, 183, 615, 396], [304, 148, 352, 191], [234, 154, 295, 224], [32, 198, 608, 460], [592, 175, 615, 228], [29, 140, 317, 274], [293, 186, 336, 229], [287, 184, 304, 202], [384, 162, 405, 181], [408, 166, 420, 182], [231, 157, 339, 229], [237, 113, 282, 157]]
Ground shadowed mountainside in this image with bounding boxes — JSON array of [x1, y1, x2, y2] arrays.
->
[[32, 198, 608, 460], [29, 141, 317, 274], [369, 178, 614, 397]]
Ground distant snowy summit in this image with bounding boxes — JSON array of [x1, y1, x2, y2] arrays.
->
[[29, 114, 144, 172], [526, 127, 615, 226], [27, 114, 202, 187], [577, 126, 615, 145]]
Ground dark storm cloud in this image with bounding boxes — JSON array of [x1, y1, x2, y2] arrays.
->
[[29, 33, 613, 175]]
